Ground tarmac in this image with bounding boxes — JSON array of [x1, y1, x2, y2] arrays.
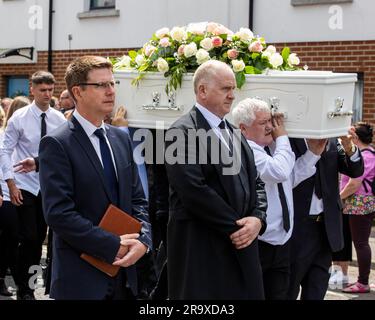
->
[[1, 228, 375, 301]]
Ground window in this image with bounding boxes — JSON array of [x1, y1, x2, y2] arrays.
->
[[7, 76, 29, 98], [90, 0, 115, 10], [78, 0, 119, 19]]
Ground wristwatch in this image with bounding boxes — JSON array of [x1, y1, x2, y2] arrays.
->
[[346, 143, 356, 156]]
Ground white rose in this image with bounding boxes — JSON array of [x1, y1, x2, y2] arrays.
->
[[170, 27, 187, 42], [135, 54, 145, 66], [157, 58, 169, 73], [200, 38, 213, 51], [187, 22, 206, 35], [115, 55, 131, 68], [195, 49, 210, 65], [144, 45, 156, 57], [231, 59, 245, 72], [265, 45, 277, 54], [155, 27, 170, 39], [235, 27, 254, 42], [288, 53, 300, 66], [183, 42, 197, 58], [269, 53, 283, 68], [261, 51, 272, 59]]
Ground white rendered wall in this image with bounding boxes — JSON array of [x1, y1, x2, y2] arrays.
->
[[253, 0, 375, 43], [1, 0, 374, 54]]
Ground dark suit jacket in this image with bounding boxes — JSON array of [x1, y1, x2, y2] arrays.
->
[[290, 138, 364, 252], [39, 117, 151, 300], [165, 106, 267, 299]]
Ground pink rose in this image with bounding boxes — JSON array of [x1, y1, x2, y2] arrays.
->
[[159, 37, 171, 48], [213, 25, 233, 36], [206, 22, 218, 33], [177, 45, 185, 56], [227, 49, 239, 60], [212, 37, 223, 48], [249, 41, 263, 53]]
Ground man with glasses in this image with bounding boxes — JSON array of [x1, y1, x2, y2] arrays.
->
[[0, 71, 66, 300], [38, 56, 151, 300]]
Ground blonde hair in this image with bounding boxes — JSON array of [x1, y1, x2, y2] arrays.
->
[[3, 96, 31, 128]]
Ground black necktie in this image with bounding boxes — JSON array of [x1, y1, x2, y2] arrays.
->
[[218, 120, 233, 155], [94, 128, 119, 205], [41, 113, 47, 138], [314, 162, 322, 199], [264, 146, 290, 232]]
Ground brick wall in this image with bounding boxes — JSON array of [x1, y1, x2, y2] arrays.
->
[[0, 48, 131, 99], [1, 41, 374, 127]]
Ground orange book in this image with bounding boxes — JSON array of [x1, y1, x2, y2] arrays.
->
[[80, 204, 142, 277]]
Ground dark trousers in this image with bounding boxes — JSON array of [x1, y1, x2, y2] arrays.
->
[[0, 201, 19, 281], [104, 270, 135, 300], [349, 212, 375, 285], [258, 240, 291, 300], [288, 219, 332, 300], [16, 190, 47, 294]]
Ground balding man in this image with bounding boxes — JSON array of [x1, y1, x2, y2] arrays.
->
[[164, 60, 267, 299], [59, 89, 75, 113]]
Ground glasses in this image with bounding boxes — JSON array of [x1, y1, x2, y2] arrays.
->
[[78, 81, 118, 90]]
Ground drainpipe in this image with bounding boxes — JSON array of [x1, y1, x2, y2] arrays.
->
[[48, 0, 54, 72], [249, 0, 254, 31]]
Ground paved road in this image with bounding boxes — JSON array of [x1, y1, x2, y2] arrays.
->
[[2, 228, 375, 301]]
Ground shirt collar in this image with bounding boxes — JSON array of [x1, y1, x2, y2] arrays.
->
[[195, 102, 223, 129], [73, 109, 105, 138], [30, 101, 52, 118]]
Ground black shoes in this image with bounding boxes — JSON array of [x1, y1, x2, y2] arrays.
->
[[0, 279, 13, 297]]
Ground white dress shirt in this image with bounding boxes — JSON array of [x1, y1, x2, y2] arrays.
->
[[0, 102, 66, 196], [195, 103, 232, 150], [248, 136, 320, 245], [73, 110, 118, 178], [0, 131, 10, 201]]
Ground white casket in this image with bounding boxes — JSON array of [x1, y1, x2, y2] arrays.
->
[[114, 70, 357, 138]]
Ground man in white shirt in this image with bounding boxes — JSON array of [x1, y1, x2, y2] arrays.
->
[[232, 98, 325, 299], [0, 71, 66, 300]]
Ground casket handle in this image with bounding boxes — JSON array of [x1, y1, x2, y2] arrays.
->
[[327, 97, 353, 119], [142, 92, 183, 111]]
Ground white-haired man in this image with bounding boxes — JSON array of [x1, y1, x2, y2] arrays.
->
[[232, 98, 324, 299]]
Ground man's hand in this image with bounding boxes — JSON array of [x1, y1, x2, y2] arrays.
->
[[340, 127, 357, 156], [113, 233, 148, 267], [6, 180, 23, 206], [111, 106, 129, 127], [0, 195, 3, 207], [271, 113, 287, 140], [230, 216, 262, 250], [13, 157, 36, 173], [306, 138, 328, 155]]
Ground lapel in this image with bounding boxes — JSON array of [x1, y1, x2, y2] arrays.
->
[[70, 117, 113, 203], [105, 126, 128, 208]]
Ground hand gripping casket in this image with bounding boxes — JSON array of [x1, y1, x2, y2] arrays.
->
[[114, 70, 357, 138]]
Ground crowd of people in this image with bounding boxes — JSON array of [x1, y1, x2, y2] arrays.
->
[[0, 57, 373, 300]]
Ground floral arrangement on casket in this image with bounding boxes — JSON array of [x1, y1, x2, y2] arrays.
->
[[111, 22, 301, 93]]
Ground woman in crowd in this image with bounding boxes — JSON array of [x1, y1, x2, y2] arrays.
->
[[0, 96, 30, 296], [340, 122, 375, 293]]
